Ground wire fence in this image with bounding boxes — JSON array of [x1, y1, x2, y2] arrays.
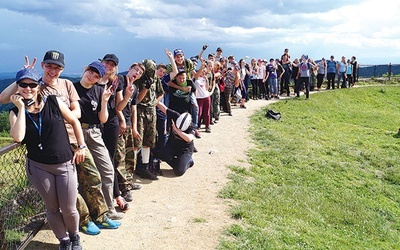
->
[[358, 63, 400, 80], [0, 143, 46, 250]]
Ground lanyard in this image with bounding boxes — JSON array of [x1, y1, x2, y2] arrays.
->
[[25, 110, 43, 150]]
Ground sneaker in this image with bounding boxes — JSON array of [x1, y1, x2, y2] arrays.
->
[[205, 127, 211, 133], [189, 159, 194, 168], [96, 218, 121, 229], [194, 130, 201, 139], [193, 146, 198, 153], [59, 239, 71, 250], [70, 234, 83, 250], [136, 168, 158, 180], [107, 209, 124, 220], [116, 196, 130, 211], [122, 190, 133, 202], [80, 221, 100, 235]]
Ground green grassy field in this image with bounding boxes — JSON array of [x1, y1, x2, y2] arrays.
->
[[219, 86, 400, 250]]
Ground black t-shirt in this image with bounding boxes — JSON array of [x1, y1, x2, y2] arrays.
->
[[11, 95, 73, 164], [166, 108, 194, 151], [103, 77, 123, 123], [119, 75, 139, 126], [168, 79, 196, 114], [73, 81, 103, 124]]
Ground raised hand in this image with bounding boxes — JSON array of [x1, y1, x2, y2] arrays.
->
[[102, 84, 113, 102], [23, 56, 37, 69], [165, 48, 173, 59]]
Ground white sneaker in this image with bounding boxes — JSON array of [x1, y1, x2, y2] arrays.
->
[[107, 209, 124, 220]]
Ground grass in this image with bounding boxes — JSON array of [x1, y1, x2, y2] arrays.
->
[[218, 86, 400, 250]]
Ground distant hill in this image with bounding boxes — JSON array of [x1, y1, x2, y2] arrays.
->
[[359, 64, 400, 78], [0, 72, 128, 112], [0, 75, 81, 112]]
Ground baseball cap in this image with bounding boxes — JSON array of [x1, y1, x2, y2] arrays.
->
[[101, 54, 119, 66], [43, 50, 65, 68], [88, 61, 106, 77], [174, 49, 184, 57], [16, 68, 42, 83], [190, 56, 198, 64], [216, 47, 223, 52]]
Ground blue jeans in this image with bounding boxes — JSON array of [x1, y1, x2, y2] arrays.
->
[[269, 77, 278, 95], [190, 93, 199, 128]]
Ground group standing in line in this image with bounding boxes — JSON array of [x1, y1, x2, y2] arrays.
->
[[0, 46, 359, 249]]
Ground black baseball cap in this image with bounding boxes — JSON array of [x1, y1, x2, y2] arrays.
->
[[101, 54, 119, 66], [43, 50, 65, 68]]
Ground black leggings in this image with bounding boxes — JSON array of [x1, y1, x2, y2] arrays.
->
[[250, 78, 258, 99], [317, 74, 325, 89], [102, 116, 121, 198]]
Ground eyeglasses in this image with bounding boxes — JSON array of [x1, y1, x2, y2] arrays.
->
[[44, 64, 63, 72], [132, 67, 143, 76], [17, 82, 39, 88]]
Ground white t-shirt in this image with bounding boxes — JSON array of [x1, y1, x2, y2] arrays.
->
[[194, 77, 210, 98]]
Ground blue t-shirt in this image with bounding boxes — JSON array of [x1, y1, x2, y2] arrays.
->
[[266, 64, 277, 79], [327, 60, 337, 73]]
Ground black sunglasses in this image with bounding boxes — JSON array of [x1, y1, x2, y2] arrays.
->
[[17, 82, 39, 88]]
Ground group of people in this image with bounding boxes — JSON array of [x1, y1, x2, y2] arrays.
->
[[1, 46, 358, 250], [245, 50, 359, 101]]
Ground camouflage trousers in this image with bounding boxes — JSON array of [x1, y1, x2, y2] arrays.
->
[[73, 144, 108, 225], [134, 106, 157, 149], [211, 84, 220, 120], [114, 126, 136, 193]]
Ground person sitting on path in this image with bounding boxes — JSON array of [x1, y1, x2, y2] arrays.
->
[[155, 101, 195, 176]]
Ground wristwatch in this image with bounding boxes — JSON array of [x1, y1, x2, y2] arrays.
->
[[78, 145, 86, 149]]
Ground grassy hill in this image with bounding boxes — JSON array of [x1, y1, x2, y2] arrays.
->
[[219, 86, 400, 249]]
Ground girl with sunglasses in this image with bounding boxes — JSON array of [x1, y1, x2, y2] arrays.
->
[[9, 68, 86, 250]]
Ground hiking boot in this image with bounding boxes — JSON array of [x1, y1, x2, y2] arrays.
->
[[96, 218, 121, 229], [80, 221, 100, 235], [59, 239, 71, 250], [122, 190, 133, 202], [116, 196, 130, 211], [131, 183, 142, 190], [70, 234, 82, 250], [136, 168, 158, 180], [107, 209, 124, 220]]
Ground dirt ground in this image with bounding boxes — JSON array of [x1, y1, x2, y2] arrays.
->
[[25, 98, 271, 250]]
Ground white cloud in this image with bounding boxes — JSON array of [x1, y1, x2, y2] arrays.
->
[[1, 0, 400, 73]]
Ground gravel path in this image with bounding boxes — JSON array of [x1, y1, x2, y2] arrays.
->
[[26, 97, 273, 250]]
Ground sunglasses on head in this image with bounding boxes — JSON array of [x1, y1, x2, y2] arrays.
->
[[17, 82, 39, 88]]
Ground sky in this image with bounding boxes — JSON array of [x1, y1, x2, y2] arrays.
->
[[1, 0, 400, 75]]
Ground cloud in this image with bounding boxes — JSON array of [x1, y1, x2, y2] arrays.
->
[[0, 0, 400, 73]]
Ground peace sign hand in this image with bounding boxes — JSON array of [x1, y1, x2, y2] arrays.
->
[[23, 56, 37, 69]]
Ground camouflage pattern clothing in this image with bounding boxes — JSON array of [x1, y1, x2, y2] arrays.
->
[[73, 144, 108, 224], [114, 126, 136, 193], [134, 59, 164, 149]]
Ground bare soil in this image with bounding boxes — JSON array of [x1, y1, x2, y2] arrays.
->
[[25, 98, 270, 250]]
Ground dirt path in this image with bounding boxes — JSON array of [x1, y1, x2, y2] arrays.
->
[[25, 98, 272, 250]]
